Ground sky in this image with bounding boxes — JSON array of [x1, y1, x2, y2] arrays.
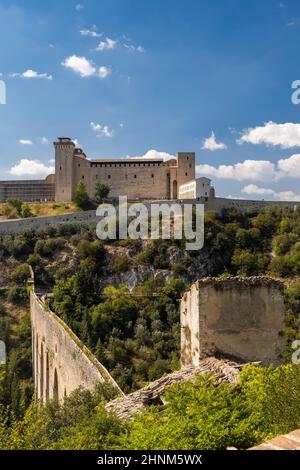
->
[[1, 0, 300, 200]]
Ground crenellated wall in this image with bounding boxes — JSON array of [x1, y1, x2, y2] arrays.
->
[[30, 284, 122, 402]]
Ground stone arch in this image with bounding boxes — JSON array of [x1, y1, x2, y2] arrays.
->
[[172, 180, 178, 199], [53, 368, 59, 401], [40, 342, 44, 401], [45, 352, 50, 401]]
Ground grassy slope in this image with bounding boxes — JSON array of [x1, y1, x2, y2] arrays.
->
[[0, 202, 79, 220]]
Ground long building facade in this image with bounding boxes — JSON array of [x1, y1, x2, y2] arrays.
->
[[0, 174, 55, 203], [54, 137, 195, 201]]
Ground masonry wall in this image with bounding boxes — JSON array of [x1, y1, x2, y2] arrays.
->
[[0, 209, 98, 235], [207, 197, 300, 214], [31, 290, 121, 402], [181, 277, 286, 366]]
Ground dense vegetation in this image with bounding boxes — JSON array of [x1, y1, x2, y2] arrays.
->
[[1, 206, 300, 449], [1, 363, 300, 450]]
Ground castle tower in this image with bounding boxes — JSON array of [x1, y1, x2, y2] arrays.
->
[[175, 152, 195, 198], [54, 137, 76, 202]]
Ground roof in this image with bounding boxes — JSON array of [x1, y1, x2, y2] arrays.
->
[[249, 429, 300, 450], [105, 357, 244, 420]]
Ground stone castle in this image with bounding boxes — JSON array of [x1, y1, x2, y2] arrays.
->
[[54, 137, 195, 201], [0, 137, 196, 203], [1, 136, 300, 214]]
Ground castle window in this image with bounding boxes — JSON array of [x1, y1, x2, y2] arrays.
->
[[134, 175, 137, 179], [59, 166, 62, 171], [187, 156, 189, 160], [82, 175, 85, 179], [185, 172, 188, 176], [152, 174, 154, 178], [78, 164, 80, 167], [108, 175, 111, 179], [189, 164, 192, 168]]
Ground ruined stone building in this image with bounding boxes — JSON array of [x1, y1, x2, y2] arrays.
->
[[180, 277, 286, 366]]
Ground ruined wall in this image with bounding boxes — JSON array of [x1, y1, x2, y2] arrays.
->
[[31, 290, 122, 402], [181, 277, 286, 367]]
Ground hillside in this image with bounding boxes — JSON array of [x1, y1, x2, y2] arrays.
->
[[1, 206, 300, 449]]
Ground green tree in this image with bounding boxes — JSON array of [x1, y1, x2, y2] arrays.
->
[[94, 182, 110, 202], [20, 204, 32, 219], [6, 198, 23, 215], [11, 263, 31, 285], [72, 181, 93, 210]]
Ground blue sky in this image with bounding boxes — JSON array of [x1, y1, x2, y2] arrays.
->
[[1, 0, 300, 200]]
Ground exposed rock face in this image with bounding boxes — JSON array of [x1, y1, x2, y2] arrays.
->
[[105, 358, 243, 420]]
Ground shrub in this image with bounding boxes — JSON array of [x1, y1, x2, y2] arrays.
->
[[11, 264, 31, 285], [108, 255, 130, 274]]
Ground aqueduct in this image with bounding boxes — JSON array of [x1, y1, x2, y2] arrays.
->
[[29, 270, 122, 402]]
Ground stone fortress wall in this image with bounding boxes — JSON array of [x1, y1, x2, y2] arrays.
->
[[29, 271, 122, 402], [0, 209, 98, 235], [1, 195, 300, 236], [55, 137, 195, 202], [180, 277, 286, 367]]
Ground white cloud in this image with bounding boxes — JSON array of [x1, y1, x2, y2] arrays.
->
[[242, 184, 276, 196], [98, 66, 111, 78], [286, 18, 300, 27], [19, 139, 33, 145], [90, 122, 114, 138], [62, 55, 110, 79], [276, 190, 300, 201], [242, 184, 300, 202], [127, 150, 175, 162], [41, 137, 49, 145], [10, 69, 53, 80], [75, 4, 84, 11], [96, 37, 117, 51], [9, 159, 54, 177], [72, 139, 81, 147], [80, 27, 101, 38], [196, 160, 277, 182], [62, 55, 96, 77], [201, 131, 227, 151], [124, 44, 144, 53], [197, 153, 300, 183], [238, 121, 300, 149], [277, 153, 300, 178]]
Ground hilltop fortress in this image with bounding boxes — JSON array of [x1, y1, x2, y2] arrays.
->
[[1, 136, 300, 214], [55, 137, 195, 201]]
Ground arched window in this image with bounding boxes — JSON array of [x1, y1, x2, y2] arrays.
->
[[40, 343, 44, 401], [53, 368, 59, 401], [45, 352, 50, 401]]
